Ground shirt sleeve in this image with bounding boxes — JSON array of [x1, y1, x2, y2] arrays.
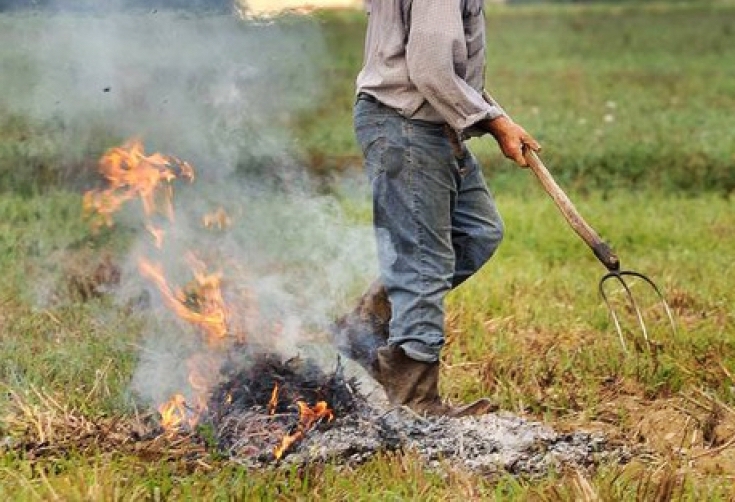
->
[[406, 0, 505, 132]]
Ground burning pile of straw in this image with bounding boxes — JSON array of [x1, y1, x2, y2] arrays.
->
[[208, 351, 360, 461]]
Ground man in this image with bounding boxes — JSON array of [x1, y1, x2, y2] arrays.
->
[[335, 0, 540, 417]]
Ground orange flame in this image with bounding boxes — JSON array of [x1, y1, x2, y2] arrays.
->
[[158, 394, 191, 431], [86, 139, 240, 434], [138, 256, 229, 345], [268, 383, 280, 415], [84, 139, 193, 233], [274, 401, 334, 460], [156, 357, 222, 432]]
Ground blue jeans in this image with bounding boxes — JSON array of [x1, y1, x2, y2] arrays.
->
[[354, 97, 504, 362]]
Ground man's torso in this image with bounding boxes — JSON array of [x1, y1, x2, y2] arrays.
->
[[357, 0, 487, 126]]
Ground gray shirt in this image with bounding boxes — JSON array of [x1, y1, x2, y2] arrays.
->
[[356, 0, 506, 135]]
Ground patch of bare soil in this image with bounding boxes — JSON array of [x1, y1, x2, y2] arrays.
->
[[559, 391, 735, 478]]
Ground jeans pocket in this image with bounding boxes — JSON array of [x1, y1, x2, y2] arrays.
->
[[355, 121, 383, 153], [354, 109, 388, 152]]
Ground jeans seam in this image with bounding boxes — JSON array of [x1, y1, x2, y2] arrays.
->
[[406, 119, 435, 349]]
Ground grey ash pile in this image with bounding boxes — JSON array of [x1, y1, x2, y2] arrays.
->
[[293, 408, 615, 477], [206, 352, 622, 476]]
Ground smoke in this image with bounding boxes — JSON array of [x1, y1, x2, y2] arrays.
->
[[0, 9, 377, 409], [0, 0, 233, 14], [1, 9, 324, 172]]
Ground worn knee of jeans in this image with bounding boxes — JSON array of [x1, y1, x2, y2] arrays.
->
[[452, 216, 504, 288], [449, 151, 504, 288], [472, 220, 504, 268], [453, 241, 496, 288]]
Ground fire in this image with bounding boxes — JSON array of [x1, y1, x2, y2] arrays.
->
[[136, 253, 229, 432], [138, 256, 229, 345], [158, 394, 192, 431], [86, 139, 338, 451], [274, 401, 334, 460], [83, 138, 193, 233], [268, 383, 280, 415], [84, 140, 226, 432], [136, 251, 229, 432]]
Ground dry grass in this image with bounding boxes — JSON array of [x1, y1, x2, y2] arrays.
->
[[1, 386, 209, 467]]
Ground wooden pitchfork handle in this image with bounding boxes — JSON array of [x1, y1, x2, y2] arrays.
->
[[523, 148, 620, 272]]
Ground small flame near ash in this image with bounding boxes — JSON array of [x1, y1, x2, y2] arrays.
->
[[85, 139, 337, 459], [158, 394, 193, 431], [274, 401, 334, 460], [268, 383, 280, 416]]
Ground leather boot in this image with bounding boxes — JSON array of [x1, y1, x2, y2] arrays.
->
[[332, 281, 391, 377], [375, 346, 496, 417]]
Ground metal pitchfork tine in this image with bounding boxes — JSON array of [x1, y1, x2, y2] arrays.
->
[[522, 148, 677, 351]]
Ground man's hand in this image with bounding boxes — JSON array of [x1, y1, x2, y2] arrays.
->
[[481, 116, 541, 167]]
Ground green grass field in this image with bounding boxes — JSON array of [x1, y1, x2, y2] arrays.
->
[[1, 2, 734, 499]]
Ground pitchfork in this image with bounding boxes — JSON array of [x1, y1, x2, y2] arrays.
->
[[522, 148, 677, 351]]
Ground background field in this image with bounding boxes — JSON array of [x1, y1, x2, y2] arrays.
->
[[1, 2, 734, 499]]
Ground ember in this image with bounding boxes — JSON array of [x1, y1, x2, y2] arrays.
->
[[273, 400, 334, 460], [202, 350, 620, 473], [5, 355, 624, 476]]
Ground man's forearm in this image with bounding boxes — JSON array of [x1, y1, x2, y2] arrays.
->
[[406, 0, 502, 132]]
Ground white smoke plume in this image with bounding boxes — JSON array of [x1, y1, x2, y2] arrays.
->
[[0, 8, 376, 410]]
